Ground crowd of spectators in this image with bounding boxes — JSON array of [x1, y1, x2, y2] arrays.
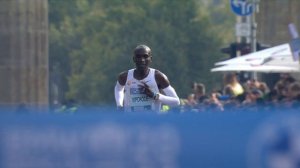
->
[[180, 73, 300, 112], [15, 72, 298, 113]]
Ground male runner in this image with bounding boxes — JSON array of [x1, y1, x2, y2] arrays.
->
[[114, 44, 180, 112]]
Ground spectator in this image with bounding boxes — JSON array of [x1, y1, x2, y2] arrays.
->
[[241, 89, 264, 111], [258, 81, 270, 98], [222, 73, 244, 98], [192, 82, 209, 104], [181, 93, 198, 112], [56, 99, 78, 113], [208, 91, 224, 111], [284, 82, 300, 108]]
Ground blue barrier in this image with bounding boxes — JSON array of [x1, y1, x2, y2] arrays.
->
[[0, 108, 299, 168]]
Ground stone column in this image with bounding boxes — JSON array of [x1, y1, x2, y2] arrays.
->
[[0, 0, 48, 110]]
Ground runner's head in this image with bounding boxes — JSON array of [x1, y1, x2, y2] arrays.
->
[[133, 44, 152, 70], [134, 44, 151, 56]]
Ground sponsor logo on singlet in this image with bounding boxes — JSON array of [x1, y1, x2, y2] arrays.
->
[[132, 95, 151, 103], [130, 88, 145, 95], [129, 87, 152, 107]]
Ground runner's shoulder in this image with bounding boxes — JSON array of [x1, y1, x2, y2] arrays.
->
[[154, 69, 170, 89], [118, 70, 128, 85]]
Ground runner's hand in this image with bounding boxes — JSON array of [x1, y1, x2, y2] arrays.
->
[[138, 82, 155, 98]]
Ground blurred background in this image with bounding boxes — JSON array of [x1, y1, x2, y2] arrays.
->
[[1, 1, 300, 168], [0, 0, 299, 110]]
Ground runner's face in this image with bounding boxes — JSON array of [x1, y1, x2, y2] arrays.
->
[[133, 53, 152, 70]]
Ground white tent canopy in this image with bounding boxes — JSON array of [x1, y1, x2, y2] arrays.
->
[[211, 64, 300, 73], [211, 43, 300, 73]]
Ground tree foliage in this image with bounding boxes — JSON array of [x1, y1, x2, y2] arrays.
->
[[49, 0, 234, 105]]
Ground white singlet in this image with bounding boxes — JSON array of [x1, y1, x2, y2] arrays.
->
[[123, 68, 161, 112]]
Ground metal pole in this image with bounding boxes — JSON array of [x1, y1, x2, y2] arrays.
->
[[251, 0, 259, 80]]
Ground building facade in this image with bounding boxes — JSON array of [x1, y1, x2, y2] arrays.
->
[[256, 0, 300, 82], [256, 0, 300, 45]]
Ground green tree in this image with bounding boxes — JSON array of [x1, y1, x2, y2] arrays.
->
[[49, 0, 234, 105]]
